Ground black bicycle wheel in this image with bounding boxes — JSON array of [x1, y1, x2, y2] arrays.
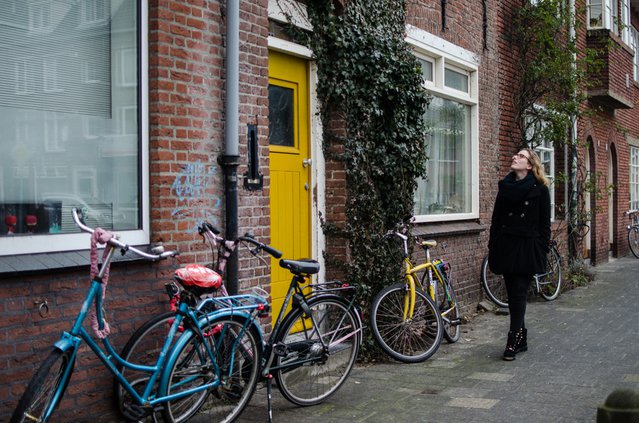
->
[[273, 295, 360, 406], [11, 348, 75, 423], [434, 275, 461, 343], [370, 282, 443, 363], [629, 227, 639, 258], [480, 256, 508, 308], [539, 246, 562, 301], [162, 315, 262, 423], [115, 311, 179, 422]]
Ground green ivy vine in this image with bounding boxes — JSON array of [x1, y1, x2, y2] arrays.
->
[[300, 0, 430, 354]]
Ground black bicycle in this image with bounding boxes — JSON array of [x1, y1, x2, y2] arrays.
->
[[480, 240, 562, 308]]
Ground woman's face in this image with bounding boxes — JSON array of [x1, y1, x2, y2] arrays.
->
[[511, 150, 533, 172]]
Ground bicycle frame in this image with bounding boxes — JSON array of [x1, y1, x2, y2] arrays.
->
[[55, 269, 267, 413], [261, 274, 362, 378]]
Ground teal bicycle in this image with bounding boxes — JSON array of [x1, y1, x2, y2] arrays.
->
[[10, 209, 268, 423]]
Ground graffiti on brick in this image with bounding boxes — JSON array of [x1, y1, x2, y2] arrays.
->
[[171, 161, 221, 232]]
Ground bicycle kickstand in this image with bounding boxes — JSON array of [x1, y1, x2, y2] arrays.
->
[[266, 373, 274, 423]]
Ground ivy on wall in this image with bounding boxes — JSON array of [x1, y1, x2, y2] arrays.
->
[[301, 1, 430, 332]]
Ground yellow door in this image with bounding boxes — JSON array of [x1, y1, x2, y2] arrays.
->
[[268, 51, 311, 317]]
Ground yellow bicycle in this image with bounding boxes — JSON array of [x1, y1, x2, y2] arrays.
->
[[370, 227, 461, 363]]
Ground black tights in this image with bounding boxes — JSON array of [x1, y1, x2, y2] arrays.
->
[[503, 273, 532, 332]]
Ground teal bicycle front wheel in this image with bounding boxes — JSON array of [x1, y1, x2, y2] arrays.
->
[[370, 282, 443, 363], [10, 348, 75, 423], [162, 315, 262, 423]]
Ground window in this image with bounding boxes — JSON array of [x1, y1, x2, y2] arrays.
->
[[525, 107, 556, 220], [534, 139, 555, 221], [630, 146, 639, 211], [632, 27, 639, 83], [621, 0, 631, 44], [0, 0, 147, 255], [588, 0, 618, 31], [14, 60, 30, 94], [29, 2, 52, 32], [43, 58, 61, 93], [407, 25, 479, 222], [417, 57, 434, 84]]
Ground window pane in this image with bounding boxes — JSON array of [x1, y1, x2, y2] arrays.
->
[[631, 147, 639, 210], [268, 85, 295, 147], [589, 0, 603, 27], [445, 68, 468, 92], [0, 0, 140, 237], [414, 97, 471, 216], [417, 58, 433, 83]]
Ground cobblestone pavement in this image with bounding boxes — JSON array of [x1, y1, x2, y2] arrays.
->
[[233, 256, 639, 423]]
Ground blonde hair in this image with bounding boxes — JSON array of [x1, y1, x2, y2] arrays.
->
[[522, 147, 550, 186]]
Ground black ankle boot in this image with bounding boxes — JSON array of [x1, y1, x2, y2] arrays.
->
[[515, 328, 528, 353], [503, 330, 518, 361]]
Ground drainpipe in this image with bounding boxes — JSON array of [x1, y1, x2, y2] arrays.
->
[[567, 0, 579, 262], [220, 0, 240, 294]]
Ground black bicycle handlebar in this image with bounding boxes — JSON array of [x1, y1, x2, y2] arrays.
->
[[239, 233, 283, 259], [72, 208, 179, 261]]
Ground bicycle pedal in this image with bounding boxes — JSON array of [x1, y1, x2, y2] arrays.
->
[[273, 343, 288, 357], [122, 403, 157, 422], [450, 318, 462, 326]]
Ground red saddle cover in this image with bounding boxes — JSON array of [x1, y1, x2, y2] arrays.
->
[[174, 264, 223, 289]]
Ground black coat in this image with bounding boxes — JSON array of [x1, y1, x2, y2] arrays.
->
[[488, 172, 551, 275]]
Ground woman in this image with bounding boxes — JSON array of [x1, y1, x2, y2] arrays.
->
[[488, 148, 551, 361]]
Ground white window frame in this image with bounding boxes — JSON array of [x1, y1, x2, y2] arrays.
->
[[28, 1, 52, 32], [525, 106, 557, 221], [621, 0, 631, 44], [14, 59, 30, 94], [81, 0, 109, 25], [534, 140, 556, 221], [632, 26, 639, 83], [0, 1, 149, 256], [406, 25, 479, 223], [588, 0, 619, 31], [120, 48, 137, 86], [630, 146, 639, 211], [43, 57, 62, 93]]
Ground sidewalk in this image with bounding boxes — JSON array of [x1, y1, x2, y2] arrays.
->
[[235, 256, 639, 423]]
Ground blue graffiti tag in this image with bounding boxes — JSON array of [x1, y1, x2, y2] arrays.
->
[[171, 161, 221, 232]]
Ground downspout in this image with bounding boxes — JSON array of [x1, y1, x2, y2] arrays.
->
[[220, 0, 240, 294], [567, 0, 579, 262]]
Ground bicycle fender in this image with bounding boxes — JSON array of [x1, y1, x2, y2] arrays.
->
[[54, 331, 82, 352]]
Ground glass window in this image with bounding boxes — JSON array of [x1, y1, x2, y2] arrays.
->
[[621, 0, 631, 44], [588, 0, 603, 28], [0, 0, 144, 254], [408, 28, 479, 222], [444, 67, 469, 93], [630, 146, 639, 211], [414, 97, 472, 216], [417, 57, 433, 83], [268, 85, 295, 147], [525, 109, 556, 220], [632, 27, 639, 83]]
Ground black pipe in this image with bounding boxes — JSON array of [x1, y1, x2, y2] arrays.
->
[[442, 0, 447, 31], [219, 154, 240, 294], [482, 0, 488, 50]]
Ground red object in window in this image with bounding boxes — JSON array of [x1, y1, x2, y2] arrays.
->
[[25, 215, 37, 226], [5, 215, 17, 226], [5, 215, 17, 234]]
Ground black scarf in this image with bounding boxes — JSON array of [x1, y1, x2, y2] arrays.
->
[[497, 171, 536, 203]]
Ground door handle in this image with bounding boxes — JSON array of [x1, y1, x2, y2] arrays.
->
[[302, 158, 312, 168]]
